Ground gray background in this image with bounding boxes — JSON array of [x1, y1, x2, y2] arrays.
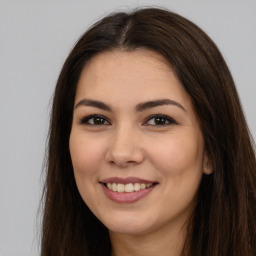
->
[[0, 1, 255, 255]]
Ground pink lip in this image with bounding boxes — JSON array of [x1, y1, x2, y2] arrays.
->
[[100, 176, 157, 185], [99, 177, 158, 204]]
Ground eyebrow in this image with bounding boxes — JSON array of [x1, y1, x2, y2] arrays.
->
[[75, 99, 112, 111], [135, 99, 186, 112], [75, 98, 186, 112]]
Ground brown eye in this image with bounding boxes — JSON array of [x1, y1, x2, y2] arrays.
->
[[90, 117, 107, 125], [79, 115, 110, 125], [144, 114, 177, 126]]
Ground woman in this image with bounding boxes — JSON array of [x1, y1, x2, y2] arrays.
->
[[41, 7, 256, 256]]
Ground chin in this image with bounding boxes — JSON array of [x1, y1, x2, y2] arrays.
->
[[108, 223, 151, 235], [100, 212, 155, 235]]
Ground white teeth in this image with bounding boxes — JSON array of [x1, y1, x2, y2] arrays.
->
[[112, 183, 117, 192], [117, 184, 124, 192], [106, 182, 153, 193], [134, 183, 140, 191], [125, 183, 134, 192], [140, 183, 146, 189]]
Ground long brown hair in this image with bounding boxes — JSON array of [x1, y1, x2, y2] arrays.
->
[[41, 7, 256, 256]]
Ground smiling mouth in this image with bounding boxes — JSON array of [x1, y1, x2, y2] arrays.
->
[[100, 178, 159, 203], [103, 182, 158, 193]]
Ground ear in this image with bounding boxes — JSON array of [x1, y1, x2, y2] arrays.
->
[[203, 151, 213, 175]]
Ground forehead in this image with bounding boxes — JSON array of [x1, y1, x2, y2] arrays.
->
[[75, 49, 192, 111], [84, 49, 172, 73]]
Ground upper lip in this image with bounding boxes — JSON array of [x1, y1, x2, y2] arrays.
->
[[100, 177, 158, 185]]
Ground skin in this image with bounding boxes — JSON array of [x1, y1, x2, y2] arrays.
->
[[69, 49, 211, 256]]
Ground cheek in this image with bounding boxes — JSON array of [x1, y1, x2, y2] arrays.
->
[[148, 131, 204, 217], [69, 132, 106, 206], [149, 130, 204, 177], [69, 132, 105, 175], [69, 132, 109, 203]]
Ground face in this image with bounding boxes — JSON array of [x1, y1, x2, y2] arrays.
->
[[69, 49, 211, 236]]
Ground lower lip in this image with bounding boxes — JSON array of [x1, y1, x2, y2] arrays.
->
[[101, 183, 156, 203]]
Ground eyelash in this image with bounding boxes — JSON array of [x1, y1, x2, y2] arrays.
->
[[78, 114, 177, 126], [79, 114, 110, 125], [144, 114, 178, 126]]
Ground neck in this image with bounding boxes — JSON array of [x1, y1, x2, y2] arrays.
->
[[109, 219, 188, 256]]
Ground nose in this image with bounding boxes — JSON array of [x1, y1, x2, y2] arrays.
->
[[105, 125, 144, 168]]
